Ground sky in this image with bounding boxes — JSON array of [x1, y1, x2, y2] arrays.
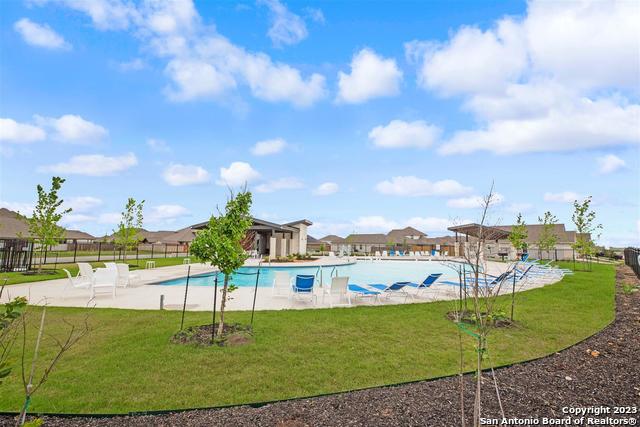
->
[[0, 0, 638, 247]]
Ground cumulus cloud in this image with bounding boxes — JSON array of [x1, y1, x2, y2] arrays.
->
[[375, 176, 471, 197], [97, 212, 122, 225], [35, 114, 108, 144], [147, 204, 190, 223], [597, 154, 626, 175], [163, 164, 211, 186], [0, 200, 35, 215], [251, 138, 286, 156], [254, 177, 304, 193], [368, 120, 441, 149], [408, 0, 640, 155], [258, 0, 307, 47], [313, 182, 339, 196], [447, 193, 505, 209], [14, 18, 71, 50], [353, 216, 398, 232], [336, 49, 403, 103], [34, 0, 138, 31], [65, 196, 103, 213], [147, 138, 171, 152], [507, 203, 534, 214], [0, 118, 46, 143], [217, 161, 260, 187], [543, 191, 583, 203], [117, 58, 146, 71], [38, 153, 138, 176]]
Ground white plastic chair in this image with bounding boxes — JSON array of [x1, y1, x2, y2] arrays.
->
[[272, 271, 291, 297], [77, 263, 95, 283], [115, 263, 138, 288], [92, 268, 117, 298], [323, 276, 351, 308], [62, 268, 91, 295], [328, 251, 336, 257]]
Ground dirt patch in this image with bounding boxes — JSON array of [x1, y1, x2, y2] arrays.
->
[[3, 265, 637, 426], [171, 323, 254, 347]]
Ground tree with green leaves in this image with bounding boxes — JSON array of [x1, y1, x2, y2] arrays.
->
[[190, 190, 253, 338], [508, 213, 528, 259], [537, 211, 558, 259], [571, 196, 602, 268], [21, 177, 71, 272], [113, 198, 144, 262]]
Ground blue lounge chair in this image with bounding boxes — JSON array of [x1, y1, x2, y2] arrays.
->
[[368, 282, 411, 301], [290, 274, 316, 305], [348, 284, 380, 303], [406, 273, 442, 297]]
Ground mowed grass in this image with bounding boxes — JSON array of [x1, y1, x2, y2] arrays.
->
[[0, 263, 615, 414], [1, 257, 193, 286]]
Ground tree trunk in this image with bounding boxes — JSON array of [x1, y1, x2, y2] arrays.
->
[[217, 274, 229, 337]]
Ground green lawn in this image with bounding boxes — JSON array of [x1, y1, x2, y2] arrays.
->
[[1, 257, 194, 286], [0, 263, 615, 414]]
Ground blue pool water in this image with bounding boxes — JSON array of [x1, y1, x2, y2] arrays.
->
[[154, 260, 457, 287]]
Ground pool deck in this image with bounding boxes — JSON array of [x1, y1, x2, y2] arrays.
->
[[1, 257, 557, 312]]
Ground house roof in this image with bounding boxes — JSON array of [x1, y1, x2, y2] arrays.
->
[[283, 219, 313, 227], [65, 230, 95, 240], [318, 234, 345, 243], [161, 227, 197, 244], [0, 208, 95, 240], [307, 235, 320, 244], [448, 223, 512, 240], [386, 226, 428, 243], [191, 217, 297, 234], [494, 224, 586, 244]]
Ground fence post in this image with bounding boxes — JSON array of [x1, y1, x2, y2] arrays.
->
[[136, 245, 139, 263], [175, 244, 178, 258], [151, 244, 154, 259], [164, 244, 167, 258], [98, 242, 102, 262], [73, 240, 78, 263]]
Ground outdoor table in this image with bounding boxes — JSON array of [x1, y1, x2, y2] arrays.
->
[[183, 258, 190, 264], [145, 260, 156, 269]]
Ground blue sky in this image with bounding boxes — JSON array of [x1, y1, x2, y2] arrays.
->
[[0, 0, 638, 246]]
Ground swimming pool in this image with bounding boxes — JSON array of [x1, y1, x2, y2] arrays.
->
[[154, 260, 458, 287]]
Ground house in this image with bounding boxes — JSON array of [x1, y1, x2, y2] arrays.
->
[[190, 217, 312, 257], [0, 208, 94, 243], [64, 230, 95, 243]]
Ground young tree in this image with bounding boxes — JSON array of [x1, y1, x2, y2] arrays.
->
[[190, 190, 253, 338], [113, 198, 144, 262], [537, 211, 558, 259], [21, 177, 71, 272], [508, 213, 528, 259], [571, 196, 602, 269]]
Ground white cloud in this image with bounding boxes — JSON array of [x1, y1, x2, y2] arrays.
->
[[313, 182, 339, 196], [597, 154, 626, 175], [336, 48, 403, 103], [409, 0, 640, 155], [447, 193, 505, 209], [117, 58, 146, 71], [368, 120, 441, 149], [353, 216, 398, 232], [147, 204, 190, 223], [14, 18, 71, 50], [0, 118, 46, 143], [35, 114, 108, 144], [147, 138, 171, 152], [98, 212, 122, 225], [375, 176, 471, 197], [507, 203, 534, 214], [217, 161, 260, 187], [258, 0, 307, 47], [66, 196, 103, 213], [251, 138, 286, 156], [163, 164, 210, 186], [39, 152, 138, 176], [0, 200, 35, 215], [61, 213, 96, 224], [34, 0, 138, 31], [406, 217, 470, 233], [304, 7, 325, 24], [543, 191, 583, 203], [254, 177, 304, 193]]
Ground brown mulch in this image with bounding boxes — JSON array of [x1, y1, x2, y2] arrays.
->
[[3, 266, 638, 426]]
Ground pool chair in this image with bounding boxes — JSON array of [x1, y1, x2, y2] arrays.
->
[[62, 268, 91, 296], [290, 274, 316, 305], [115, 263, 139, 288], [323, 276, 351, 307], [77, 262, 95, 284], [374, 251, 381, 258], [382, 250, 388, 257], [406, 273, 443, 298], [348, 284, 380, 303], [368, 282, 412, 302], [272, 271, 291, 297], [328, 251, 336, 257], [91, 267, 117, 298]]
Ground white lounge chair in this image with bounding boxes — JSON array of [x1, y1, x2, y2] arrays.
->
[[92, 268, 117, 298], [323, 276, 351, 308], [272, 271, 291, 297], [328, 251, 336, 257], [62, 268, 91, 295], [115, 263, 138, 288], [104, 262, 117, 271], [382, 250, 388, 257], [77, 262, 95, 283]]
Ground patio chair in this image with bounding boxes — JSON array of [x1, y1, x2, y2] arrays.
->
[[272, 271, 291, 297], [368, 282, 412, 302], [406, 273, 442, 297], [91, 267, 117, 298], [348, 284, 380, 302], [374, 251, 381, 258], [104, 262, 117, 270], [290, 274, 316, 305], [62, 268, 91, 296], [323, 276, 351, 307], [115, 263, 139, 288], [328, 251, 336, 257], [382, 250, 388, 257], [77, 262, 95, 283]]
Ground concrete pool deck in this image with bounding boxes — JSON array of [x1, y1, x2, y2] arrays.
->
[[1, 257, 558, 312]]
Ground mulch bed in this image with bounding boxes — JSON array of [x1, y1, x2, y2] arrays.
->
[[171, 323, 253, 347], [3, 265, 638, 426]]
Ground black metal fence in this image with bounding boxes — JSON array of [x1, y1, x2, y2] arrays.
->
[[0, 238, 190, 270], [623, 247, 640, 278], [0, 239, 33, 272]]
